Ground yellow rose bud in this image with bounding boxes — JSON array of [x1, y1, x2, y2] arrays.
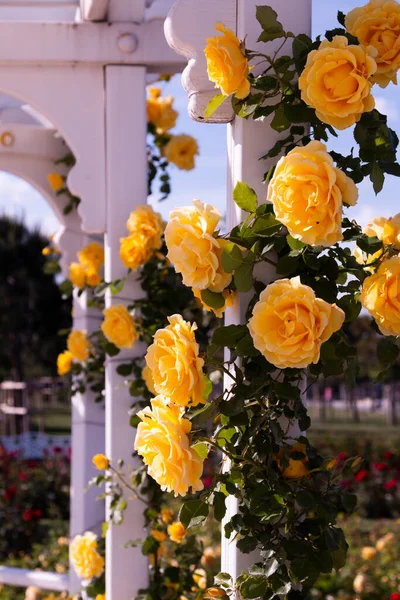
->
[[70, 532, 104, 580], [142, 365, 157, 395], [161, 508, 174, 524], [57, 350, 73, 376], [352, 457, 363, 470], [326, 458, 338, 471], [151, 529, 167, 543], [193, 568, 207, 590], [346, 0, 400, 88], [193, 287, 236, 318], [147, 87, 178, 134], [248, 277, 345, 369], [67, 330, 90, 362], [42, 246, 51, 256], [163, 134, 199, 171], [299, 35, 377, 130], [69, 262, 86, 289], [205, 23, 250, 99], [361, 255, 400, 336], [168, 521, 186, 544], [78, 241, 104, 272], [92, 454, 109, 470], [204, 588, 227, 598], [96, 595, 106, 600], [101, 305, 138, 349], [268, 140, 358, 246], [145, 314, 205, 407], [134, 396, 204, 496], [48, 172, 65, 192], [165, 200, 232, 292], [362, 546, 377, 560]]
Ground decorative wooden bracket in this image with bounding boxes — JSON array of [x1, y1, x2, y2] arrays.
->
[[165, 0, 236, 123]]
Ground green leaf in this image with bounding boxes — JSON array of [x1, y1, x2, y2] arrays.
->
[[287, 235, 305, 251], [234, 262, 253, 292], [371, 161, 385, 194], [105, 342, 120, 357], [203, 375, 213, 400], [271, 104, 291, 132], [213, 491, 226, 522], [296, 490, 316, 509], [212, 324, 247, 347], [378, 338, 399, 366], [233, 181, 258, 213], [101, 521, 109, 538], [192, 442, 209, 460], [142, 535, 160, 555], [116, 363, 133, 376], [337, 10, 346, 26], [201, 289, 225, 309], [222, 242, 243, 273], [256, 6, 284, 43], [240, 575, 268, 599], [110, 279, 125, 295], [205, 93, 227, 119], [179, 499, 209, 528]]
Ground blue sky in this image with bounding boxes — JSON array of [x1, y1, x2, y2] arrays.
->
[[0, 0, 399, 236]]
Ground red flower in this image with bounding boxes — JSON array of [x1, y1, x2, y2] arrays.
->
[[390, 593, 400, 600], [203, 476, 213, 488], [384, 450, 395, 460], [32, 509, 42, 519], [22, 510, 32, 522], [53, 446, 62, 454], [27, 460, 37, 470], [374, 462, 387, 471], [19, 472, 27, 481], [4, 486, 17, 501], [355, 469, 368, 482], [337, 452, 348, 462], [385, 479, 397, 491], [339, 480, 351, 489]]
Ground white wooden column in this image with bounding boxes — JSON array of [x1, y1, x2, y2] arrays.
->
[[104, 65, 149, 599], [70, 285, 105, 594], [222, 0, 312, 579]]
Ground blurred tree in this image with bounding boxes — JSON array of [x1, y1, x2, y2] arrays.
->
[[0, 215, 72, 381]]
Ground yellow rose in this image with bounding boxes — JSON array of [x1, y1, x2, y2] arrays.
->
[[85, 267, 102, 288], [361, 255, 400, 335], [354, 215, 391, 271], [142, 365, 157, 395], [276, 442, 309, 480], [147, 87, 178, 134], [57, 350, 73, 376], [48, 172, 65, 192], [362, 546, 378, 560], [161, 508, 174, 524], [248, 277, 345, 369], [163, 135, 199, 171], [69, 262, 86, 289], [145, 314, 205, 407], [193, 287, 236, 318], [168, 521, 186, 544], [96, 596, 106, 600], [205, 23, 250, 99], [193, 568, 207, 590], [346, 0, 400, 87], [151, 529, 167, 543], [134, 395, 204, 496], [101, 305, 138, 349], [67, 330, 90, 362], [92, 454, 109, 470], [165, 200, 232, 292], [42, 246, 51, 256], [299, 35, 377, 129], [268, 141, 358, 246], [78, 241, 104, 272], [204, 588, 227, 599], [70, 532, 104, 580], [120, 206, 163, 270]]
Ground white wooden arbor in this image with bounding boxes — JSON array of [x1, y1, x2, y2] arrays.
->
[[0, 1, 185, 598], [165, 0, 311, 582]]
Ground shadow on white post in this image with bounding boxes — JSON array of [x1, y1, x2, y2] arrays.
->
[[104, 64, 149, 599], [222, 0, 312, 579]]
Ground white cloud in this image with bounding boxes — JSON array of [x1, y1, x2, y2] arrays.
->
[[374, 96, 399, 122]]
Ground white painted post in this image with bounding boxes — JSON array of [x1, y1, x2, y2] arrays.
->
[[104, 64, 149, 599], [69, 285, 105, 594], [222, 0, 312, 579]]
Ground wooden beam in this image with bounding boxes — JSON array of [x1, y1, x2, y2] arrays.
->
[[0, 20, 185, 70]]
